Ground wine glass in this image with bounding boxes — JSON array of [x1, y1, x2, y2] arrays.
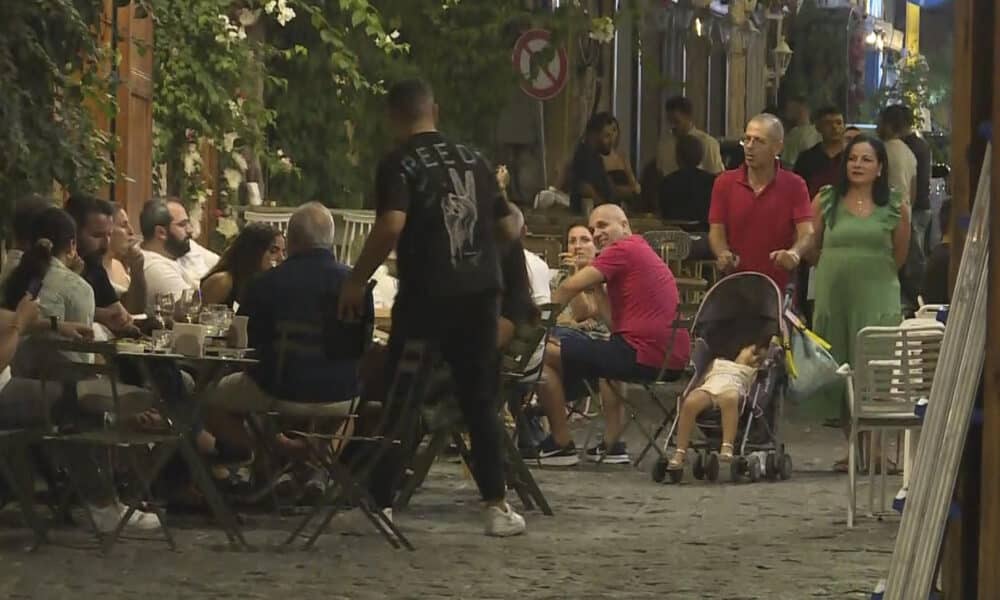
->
[[154, 293, 174, 326], [180, 288, 202, 323]]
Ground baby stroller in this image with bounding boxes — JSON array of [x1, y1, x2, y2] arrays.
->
[[651, 272, 792, 484]]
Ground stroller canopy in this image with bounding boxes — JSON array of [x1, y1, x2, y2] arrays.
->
[[692, 272, 785, 351]]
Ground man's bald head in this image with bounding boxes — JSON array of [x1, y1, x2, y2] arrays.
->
[[588, 203, 631, 250]]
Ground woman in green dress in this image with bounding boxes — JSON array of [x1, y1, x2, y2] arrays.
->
[[808, 135, 911, 471]]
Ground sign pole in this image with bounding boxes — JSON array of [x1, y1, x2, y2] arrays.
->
[[538, 100, 548, 188]]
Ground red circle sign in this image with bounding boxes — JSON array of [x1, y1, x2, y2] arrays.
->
[[512, 29, 569, 101]]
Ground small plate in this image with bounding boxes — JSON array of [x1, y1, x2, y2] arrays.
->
[[205, 346, 251, 359], [115, 341, 148, 354]]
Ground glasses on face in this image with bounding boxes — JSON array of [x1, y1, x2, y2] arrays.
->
[[739, 135, 769, 148]]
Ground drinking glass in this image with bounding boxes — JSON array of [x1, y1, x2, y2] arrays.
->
[[181, 288, 202, 323], [152, 329, 173, 352], [199, 307, 218, 336], [154, 293, 174, 324], [218, 305, 233, 333]]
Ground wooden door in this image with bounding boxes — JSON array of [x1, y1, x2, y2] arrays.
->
[[95, 0, 153, 219]]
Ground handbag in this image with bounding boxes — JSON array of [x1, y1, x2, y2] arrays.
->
[[784, 311, 841, 403]]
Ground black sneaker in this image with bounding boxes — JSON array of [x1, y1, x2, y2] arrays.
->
[[536, 436, 579, 467], [585, 441, 630, 464], [519, 446, 539, 459]]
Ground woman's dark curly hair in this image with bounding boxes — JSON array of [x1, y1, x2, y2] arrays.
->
[[202, 222, 279, 306]]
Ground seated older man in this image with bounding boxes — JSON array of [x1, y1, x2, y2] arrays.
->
[[207, 203, 363, 493], [536, 204, 690, 466]]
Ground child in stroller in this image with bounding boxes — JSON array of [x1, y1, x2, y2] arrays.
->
[[667, 318, 774, 471]]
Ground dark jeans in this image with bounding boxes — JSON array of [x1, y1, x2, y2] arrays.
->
[[370, 291, 505, 508], [560, 334, 676, 399]]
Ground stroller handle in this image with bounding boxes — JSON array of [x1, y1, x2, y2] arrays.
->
[[782, 282, 797, 309]]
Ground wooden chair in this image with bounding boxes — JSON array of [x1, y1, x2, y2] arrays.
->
[[394, 304, 561, 515]]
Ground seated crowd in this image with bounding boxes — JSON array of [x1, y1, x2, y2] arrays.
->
[[0, 80, 949, 545]]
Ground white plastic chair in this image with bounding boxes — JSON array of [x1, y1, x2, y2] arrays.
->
[[840, 324, 944, 528], [244, 210, 292, 236], [338, 210, 375, 266]]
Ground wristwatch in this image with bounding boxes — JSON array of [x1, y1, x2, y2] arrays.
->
[[50, 315, 58, 332]]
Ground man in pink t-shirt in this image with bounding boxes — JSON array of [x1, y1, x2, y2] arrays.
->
[[536, 204, 691, 466]]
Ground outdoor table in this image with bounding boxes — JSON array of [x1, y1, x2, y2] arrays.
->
[[116, 345, 258, 549]]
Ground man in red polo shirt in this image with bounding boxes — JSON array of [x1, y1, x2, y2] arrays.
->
[[708, 113, 813, 291], [536, 204, 690, 466]]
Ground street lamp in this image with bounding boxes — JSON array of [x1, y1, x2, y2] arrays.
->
[[772, 36, 793, 78]]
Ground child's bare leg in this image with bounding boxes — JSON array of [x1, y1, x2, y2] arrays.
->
[[716, 390, 741, 460], [670, 390, 713, 468]]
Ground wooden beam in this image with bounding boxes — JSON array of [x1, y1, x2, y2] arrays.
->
[[980, 2, 1000, 597], [942, 0, 994, 596]]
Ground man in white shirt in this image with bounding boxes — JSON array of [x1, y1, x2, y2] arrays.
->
[[781, 96, 822, 168], [879, 106, 918, 206], [138, 198, 198, 309], [178, 238, 220, 282], [655, 96, 725, 178], [523, 247, 551, 305]]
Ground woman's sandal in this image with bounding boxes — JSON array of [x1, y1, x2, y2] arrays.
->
[[719, 443, 734, 463], [667, 449, 686, 471]]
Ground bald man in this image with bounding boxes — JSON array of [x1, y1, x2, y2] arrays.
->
[[536, 204, 691, 466], [708, 114, 813, 291]]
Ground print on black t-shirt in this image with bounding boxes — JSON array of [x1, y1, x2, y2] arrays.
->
[[375, 132, 509, 298]]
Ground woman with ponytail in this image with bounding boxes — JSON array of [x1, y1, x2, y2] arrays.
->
[[3, 207, 95, 328]]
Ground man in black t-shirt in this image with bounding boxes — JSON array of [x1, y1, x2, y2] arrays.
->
[[658, 134, 716, 228], [338, 79, 525, 537], [65, 195, 144, 335], [565, 112, 616, 213]]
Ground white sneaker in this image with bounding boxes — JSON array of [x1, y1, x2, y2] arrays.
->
[[88, 502, 162, 533], [376, 507, 398, 541], [484, 502, 526, 537]]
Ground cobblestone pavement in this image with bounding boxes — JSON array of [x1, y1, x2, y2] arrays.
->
[[0, 413, 900, 599]]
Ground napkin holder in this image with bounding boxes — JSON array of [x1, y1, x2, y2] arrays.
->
[[173, 323, 207, 357]]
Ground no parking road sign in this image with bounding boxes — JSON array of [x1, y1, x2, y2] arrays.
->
[[512, 29, 569, 101]]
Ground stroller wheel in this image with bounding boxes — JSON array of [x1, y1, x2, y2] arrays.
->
[[706, 453, 720, 482], [779, 454, 793, 480], [651, 461, 668, 483], [730, 457, 743, 483], [692, 452, 706, 480], [748, 454, 763, 483], [765, 453, 778, 481], [668, 468, 684, 484]]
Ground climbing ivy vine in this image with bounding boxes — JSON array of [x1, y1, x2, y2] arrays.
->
[[0, 0, 114, 209]]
